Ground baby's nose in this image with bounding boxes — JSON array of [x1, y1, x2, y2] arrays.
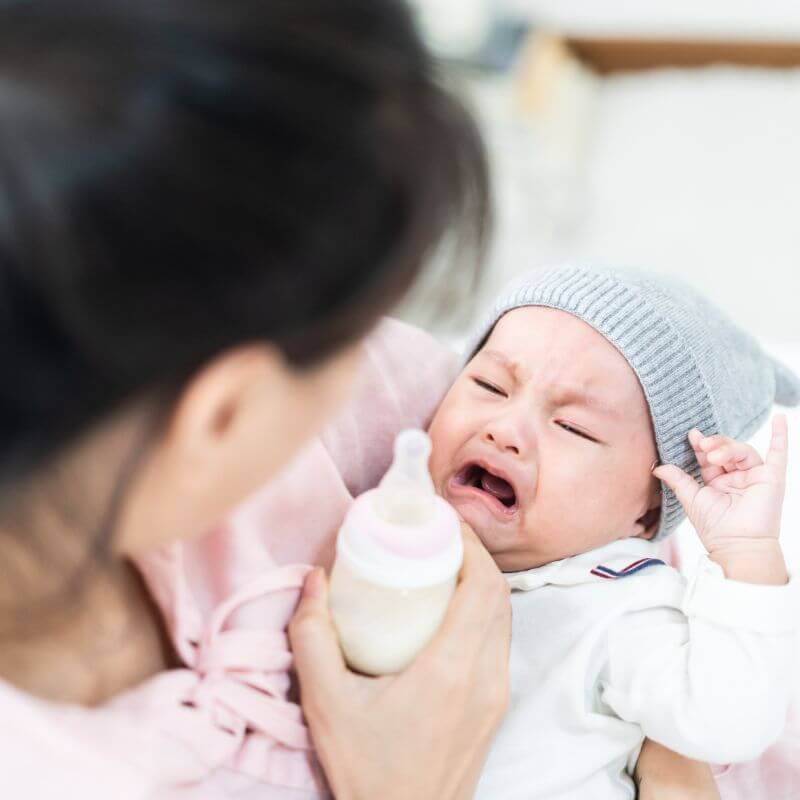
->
[[483, 427, 521, 456]]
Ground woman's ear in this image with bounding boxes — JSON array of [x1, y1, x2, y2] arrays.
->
[[166, 343, 279, 471], [115, 343, 286, 553], [118, 339, 363, 555], [115, 343, 281, 553]]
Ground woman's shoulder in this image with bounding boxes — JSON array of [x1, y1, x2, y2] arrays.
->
[[320, 318, 459, 497], [360, 317, 460, 428]]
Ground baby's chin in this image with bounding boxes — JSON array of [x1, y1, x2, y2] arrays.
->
[[452, 503, 564, 572], [449, 503, 536, 570], [435, 478, 549, 570], [446, 495, 509, 543]]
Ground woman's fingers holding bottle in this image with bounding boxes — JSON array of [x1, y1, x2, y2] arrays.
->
[[445, 522, 510, 657], [288, 568, 349, 719], [395, 522, 511, 798], [288, 535, 512, 800], [412, 521, 511, 711]]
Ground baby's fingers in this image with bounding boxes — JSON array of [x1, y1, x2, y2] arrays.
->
[[652, 464, 701, 516], [709, 467, 766, 493], [704, 440, 762, 472], [766, 414, 789, 478], [688, 429, 724, 483]]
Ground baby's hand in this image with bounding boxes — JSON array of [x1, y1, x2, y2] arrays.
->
[[654, 415, 789, 583]]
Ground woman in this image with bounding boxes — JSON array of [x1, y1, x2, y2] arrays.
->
[[0, 1, 717, 797], [0, 2, 505, 797]]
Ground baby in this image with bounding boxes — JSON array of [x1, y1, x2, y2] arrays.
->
[[422, 265, 800, 799], [159, 264, 799, 799]]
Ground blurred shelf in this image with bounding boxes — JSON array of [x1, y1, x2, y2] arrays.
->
[[565, 36, 800, 74]]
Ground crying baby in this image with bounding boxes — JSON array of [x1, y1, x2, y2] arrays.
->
[[420, 265, 800, 799]]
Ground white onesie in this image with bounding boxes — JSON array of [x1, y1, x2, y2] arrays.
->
[[475, 537, 799, 800]]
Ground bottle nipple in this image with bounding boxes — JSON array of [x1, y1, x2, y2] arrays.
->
[[375, 429, 436, 524]]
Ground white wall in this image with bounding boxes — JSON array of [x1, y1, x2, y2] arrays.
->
[[472, 65, 800, 341], [499, 0, 800, 40]]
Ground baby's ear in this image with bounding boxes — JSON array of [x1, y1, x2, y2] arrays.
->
[[633, 484, 662, 541]]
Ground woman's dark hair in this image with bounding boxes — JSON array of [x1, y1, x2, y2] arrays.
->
[[0, 0, 490, 492]]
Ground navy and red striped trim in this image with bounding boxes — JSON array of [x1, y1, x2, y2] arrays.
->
[[590, 557, 665, 580]]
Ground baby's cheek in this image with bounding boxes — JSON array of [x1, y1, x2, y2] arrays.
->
[[427, 434, 453, 494], [427, 404, 465, 473], [430, 462, 447, 496], [546, 457, 597, 502], [544, 465, 610, 531]]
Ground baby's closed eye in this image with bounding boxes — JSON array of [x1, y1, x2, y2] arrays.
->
[[555, 421, 598, 443], [473, 377, 507, 397]]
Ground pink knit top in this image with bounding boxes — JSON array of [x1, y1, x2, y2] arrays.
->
[[0, 319, 458, 799]]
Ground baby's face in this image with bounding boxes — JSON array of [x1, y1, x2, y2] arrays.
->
[[428, 307, 661, 571]]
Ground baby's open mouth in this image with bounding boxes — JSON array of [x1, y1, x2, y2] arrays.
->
[[454, 463, 518, 510]]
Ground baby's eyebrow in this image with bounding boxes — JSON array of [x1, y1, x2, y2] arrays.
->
[[557, 386, 621, 420], [478, 349, 621, 420], [479, 349, 525, 382]]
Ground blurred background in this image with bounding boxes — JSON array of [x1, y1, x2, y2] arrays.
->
[[401, 0, 800, 585], [401, 0, 800, 342]]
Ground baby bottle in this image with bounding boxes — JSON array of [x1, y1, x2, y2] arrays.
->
[[328, 429, 463, 675]]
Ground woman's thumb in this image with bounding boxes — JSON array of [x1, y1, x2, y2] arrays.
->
[[289, 568, 347, 689]]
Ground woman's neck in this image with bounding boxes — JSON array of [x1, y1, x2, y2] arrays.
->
[[0, 559, 178, 706]]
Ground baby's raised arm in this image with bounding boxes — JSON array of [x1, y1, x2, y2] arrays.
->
[[654, 415, 790, 585], [601, 417, 798, 763], [602, 581, 795, 763]]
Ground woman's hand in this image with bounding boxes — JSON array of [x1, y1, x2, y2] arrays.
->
[[654, 415, 789, 584], [289, 523, 511, 800], [635, 739, 720, 800]]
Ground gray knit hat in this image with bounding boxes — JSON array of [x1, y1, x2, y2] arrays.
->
[[467, 265, 800, 540]]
